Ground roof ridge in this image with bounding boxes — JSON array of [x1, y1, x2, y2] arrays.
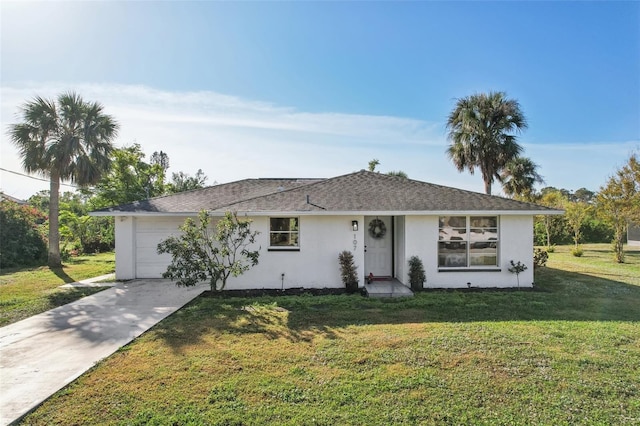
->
[[219, 170, 372, 210], [209, 177, 326, 211], [97, 179, 255, 210], [257, 177, 324, 181], [368, 170, 479, 193]]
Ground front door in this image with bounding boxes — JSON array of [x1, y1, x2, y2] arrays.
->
[[364, 216, 392, 277]]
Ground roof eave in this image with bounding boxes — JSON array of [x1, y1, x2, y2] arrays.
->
[[89, 211, 200, 217], [230, 209, 565, 216], [91, 209, 564, 217]]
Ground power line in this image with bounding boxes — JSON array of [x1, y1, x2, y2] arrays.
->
[[0, 167, 78, 188]]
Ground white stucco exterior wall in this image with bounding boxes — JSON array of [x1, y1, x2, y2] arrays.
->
[[404, 215, 437, 287], [404, 215, 534, 288], [231, 215, 365, 290], [114, 216, 135, 280], [116, 214, 365, 290], [500, 215, 535, 287], [115, 213, 535, 289]]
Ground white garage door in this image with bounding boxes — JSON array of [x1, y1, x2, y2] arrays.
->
[[135, 217, 185, 278]]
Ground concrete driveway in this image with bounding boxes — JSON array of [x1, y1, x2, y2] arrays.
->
[[0, 279, 206, 425]]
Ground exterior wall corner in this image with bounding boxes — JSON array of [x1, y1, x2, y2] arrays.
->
[[114, 216, 135, 280]]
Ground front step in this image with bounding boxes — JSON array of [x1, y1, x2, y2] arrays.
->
[[364, 280, 414, 298]]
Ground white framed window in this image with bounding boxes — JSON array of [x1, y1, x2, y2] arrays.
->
[[269, 217, 299, 250], [438, 216, 498, 268]]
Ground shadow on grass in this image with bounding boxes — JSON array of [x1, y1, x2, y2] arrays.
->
[[154, 267, 640, 352], [0, 254, 112, 277], [0, 263, 47, 276], [0, 264, 79, 283], [50, 267, 75, 283]]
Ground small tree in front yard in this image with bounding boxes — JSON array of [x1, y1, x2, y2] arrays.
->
[[596, 152, 640, 263], [157, 210, 260, 291], [564, 200, 590, 256], [537, 189, 567, 250], [508, 260, 528, 288]]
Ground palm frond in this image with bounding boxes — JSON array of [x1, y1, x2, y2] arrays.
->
[[500, 156, 544, 198], [445, 91, 528, 194]]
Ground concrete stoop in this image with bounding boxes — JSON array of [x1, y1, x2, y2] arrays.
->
[[364, 280, 414, 298]]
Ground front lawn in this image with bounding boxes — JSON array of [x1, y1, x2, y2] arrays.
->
[[20, 245, 640, 425], [0, 252, 115, 326]]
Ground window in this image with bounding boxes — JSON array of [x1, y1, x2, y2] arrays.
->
[[438, 216, 498, 268], [269, 217, 299, 249]]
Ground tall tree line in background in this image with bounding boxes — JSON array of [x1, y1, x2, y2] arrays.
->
[[445, 91, 638, 262], [89, 143, 208, 208], [531, 153, 639, 262], [2, 144, 209, 268], [5, 92, 209, 268]]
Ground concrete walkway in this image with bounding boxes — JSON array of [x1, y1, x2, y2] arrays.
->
[[0, 279, 206, 425], [58, 273, 116, 288]]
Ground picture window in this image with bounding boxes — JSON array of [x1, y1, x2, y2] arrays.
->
[[438, 216, 498, 268]]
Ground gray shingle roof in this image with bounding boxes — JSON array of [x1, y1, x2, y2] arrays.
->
[[92, 178, 322, 213], [0, 193, 27, 205], [93, 171, 558, 214]]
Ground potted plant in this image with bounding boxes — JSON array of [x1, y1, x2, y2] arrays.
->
[[339, 251, 359, 293], [408, 256, 426, 291]]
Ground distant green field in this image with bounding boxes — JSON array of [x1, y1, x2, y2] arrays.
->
[[0, 252, 115, 326], [21, 245, 640, 425]]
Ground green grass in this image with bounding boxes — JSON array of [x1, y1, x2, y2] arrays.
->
[[0, 252, 115, 326], [542, 243, 640, 285], [20, 245, 640, 425]]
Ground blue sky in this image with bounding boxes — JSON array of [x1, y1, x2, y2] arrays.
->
[[1, 1, 638, 199]]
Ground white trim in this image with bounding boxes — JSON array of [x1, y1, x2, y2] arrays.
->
[[268, 216, 300, 249], [90, 211, 200, 217]]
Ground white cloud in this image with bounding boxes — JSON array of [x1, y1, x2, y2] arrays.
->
[[0, 82, 448, 199], [1, 82, 637, 199]]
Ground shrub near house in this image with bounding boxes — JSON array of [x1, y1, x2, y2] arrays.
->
[[0, 201, 47, 268]]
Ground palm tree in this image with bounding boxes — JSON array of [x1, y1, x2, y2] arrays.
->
[[9, 92, 118, 267], [500, 156, 544, 200], [446, 91, 527, 195]]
